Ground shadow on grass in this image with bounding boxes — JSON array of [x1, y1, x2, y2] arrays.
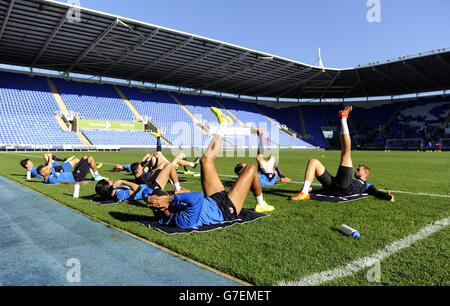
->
[[11, 173, 27, 177], [109, 211, 157, 223]]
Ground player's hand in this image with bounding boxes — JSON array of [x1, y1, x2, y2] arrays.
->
[[387, 192, 395, 202], [112, 180, 122, 188], [146, 195, 171, 211]]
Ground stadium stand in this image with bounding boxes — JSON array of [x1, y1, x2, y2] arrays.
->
[[216, 98, 315, 148], [52, 79, 135, 122], [0, 72, 83, 146], [116, 86, 211, 146], [1, 70, 448, 150]]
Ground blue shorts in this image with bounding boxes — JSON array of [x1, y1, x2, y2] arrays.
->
[[123, 164, 131, 172], [259, 173, 278, 186]]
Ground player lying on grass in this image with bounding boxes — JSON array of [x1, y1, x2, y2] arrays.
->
[[234, 127, 291, 187], [136, 130, 199, 173], [143, 107, 275, 229], [20, 153, 76, 178], [130, 130, 197, 193], [111, 131, 199, 173], [290, 106, 395, 202], [131, 161, 190, 194], [37, 153, 107, 185], [95, 158, 190, 202]]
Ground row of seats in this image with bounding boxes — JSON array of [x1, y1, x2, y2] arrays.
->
[[0, 72, 84, 146], [2, 71, 447, 148]]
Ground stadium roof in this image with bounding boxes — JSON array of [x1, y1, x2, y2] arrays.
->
[[1, 0, 450, 100]]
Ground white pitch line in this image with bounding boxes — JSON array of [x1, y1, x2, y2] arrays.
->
[[278, 216, 450, 286]]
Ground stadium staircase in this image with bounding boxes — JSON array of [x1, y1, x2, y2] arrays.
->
[[213, 98, 246, 127], [74, 131, 92, 145], [114, 86, 143, 121], [115, 86, 171, 146], [384, 102, 406, 130], [296, 106, 309, 137], [47, 78, 92, 145], [47, 78, 69, 115], [248, 104, 293, 145]]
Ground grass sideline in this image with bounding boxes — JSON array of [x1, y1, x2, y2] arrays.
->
[[1, 150, 449, 286]]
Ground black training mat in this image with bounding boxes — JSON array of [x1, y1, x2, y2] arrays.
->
[[309, 188, 369, 203], [136, 209, 269, 235], [223, 181, 283, 188], [88, 195, 121, 205]]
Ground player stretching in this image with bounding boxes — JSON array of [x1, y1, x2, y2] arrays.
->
[[144, 107, 274, 229], [290, 106, 395, 202], [234, 127, 291, 187]]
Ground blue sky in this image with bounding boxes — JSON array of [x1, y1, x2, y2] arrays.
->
[[58, 0, 449, 68]]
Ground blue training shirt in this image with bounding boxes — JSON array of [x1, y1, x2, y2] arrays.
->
[[50, 161, 73, 174], [30, 161, 61, 178], [156, 192, 224, 229], [114, 184, 152, 202], [44, 171, 75, 184]]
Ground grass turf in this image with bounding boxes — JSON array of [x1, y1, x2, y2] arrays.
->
[[1, 150, 449, 286]]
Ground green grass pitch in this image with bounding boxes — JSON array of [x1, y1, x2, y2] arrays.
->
[[1, 150, 449, 286]]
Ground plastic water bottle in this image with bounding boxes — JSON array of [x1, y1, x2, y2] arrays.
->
[[339, 224, 360, 238], [73, 182, 80, 198], [26, 170, 31, 180]]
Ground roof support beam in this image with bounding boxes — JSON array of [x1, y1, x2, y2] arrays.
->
[[241, 66, 312, 96], [319, 71, 340, 100], [182, 50, 250, 87], [356, 69, 392, 96], [0, 0, 16, 41], [402, 60, 443, 88], [371, 66, 416, 92], [65, 18, 119, 74], [261, 69, 323, 97], [354, 69, 368, 97], [200, 59, 268, 91], [101, 28, 160, 75], [128, 36, 194, 80], [343, 80, 361, 98], [32, 8, 70, 67], [156, 43, 224, 83], [223, 62, 294, 92], [296, 71, 326, 99]]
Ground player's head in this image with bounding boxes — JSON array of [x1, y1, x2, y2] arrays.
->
[[355, 164, 371, 180], [37, 165, 51, 177], [130, 162, 143, 177], [144, 188, 170, 211], [112, 165, 124, 172], [152, 188, 169, 197], [95, 179, 113, 198], [20, 159, 33, 170], [234, 162, 247, 175]]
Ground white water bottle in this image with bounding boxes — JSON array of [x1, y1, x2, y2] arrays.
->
[[26, 170, 31, 180], [340, 224, 360, 238], [73, 182, 80, 198]]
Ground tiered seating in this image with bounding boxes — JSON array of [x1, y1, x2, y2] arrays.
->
[[217, 98, 315, 148], [117, 87, 212, 147], [3, 70, 447, 149], [52, 79, 135, 122], [255, 104, 316, 147], [173, 93, 255, 147], [0, 72, 83, 145]]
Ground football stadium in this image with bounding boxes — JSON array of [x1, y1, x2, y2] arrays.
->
[[0, 0, 449, 291]]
